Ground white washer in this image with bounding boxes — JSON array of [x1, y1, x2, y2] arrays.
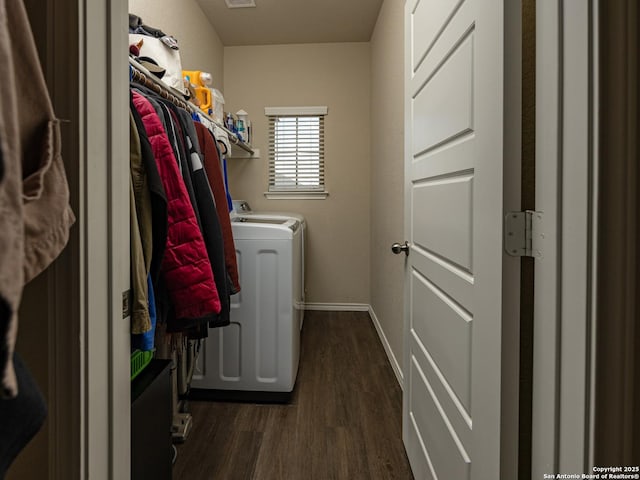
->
[[230, 200, 306, 309], [191, 206, 305, 401]]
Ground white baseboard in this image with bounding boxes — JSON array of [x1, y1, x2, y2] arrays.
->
[[368, 306, 404, 390], [303, 302, 370, 312]]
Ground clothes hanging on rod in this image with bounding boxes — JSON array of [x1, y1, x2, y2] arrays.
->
[[130, 67, 246, 447], [132, 90, 220, 334], [130, 56, 247, 217], [129, 57, 254, 154], [128, 65, 241, 350]]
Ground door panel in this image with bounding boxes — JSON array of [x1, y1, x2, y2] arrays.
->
[[404, 0, 505, 477], [411, 270, 472, 410], [410, 247, 473, 312], [410, 356, 471, 480], [412, 0, 465, 71], [412, 332, 472, 447], [412, 34, 474, 154], [412, 174, 474, 271]]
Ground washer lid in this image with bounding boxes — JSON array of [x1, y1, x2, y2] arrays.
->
[[231, 217, 300, 239], [230, 200, 306, 225], [233, 217, 289, 225], [230, 210, 306, 225]]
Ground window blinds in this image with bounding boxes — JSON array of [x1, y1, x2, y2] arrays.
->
[[266, 107, 327, 192]]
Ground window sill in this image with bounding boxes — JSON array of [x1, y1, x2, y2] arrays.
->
[[264, 191, 329, 200]]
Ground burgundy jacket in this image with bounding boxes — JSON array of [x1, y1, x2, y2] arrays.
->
[[132, 91, 221, 322], [194, 122, 241, 294]]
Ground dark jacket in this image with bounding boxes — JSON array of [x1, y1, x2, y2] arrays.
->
[[155, 100, 230, 330], [177, 109, 230, 327]]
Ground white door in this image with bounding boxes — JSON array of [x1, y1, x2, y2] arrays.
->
[[403, 0, 508, 478]]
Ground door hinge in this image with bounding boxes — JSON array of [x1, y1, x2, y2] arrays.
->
[[504, 211, 544, 258], [122, 289, 132, 319]]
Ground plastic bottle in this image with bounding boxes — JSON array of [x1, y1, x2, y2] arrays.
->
[[236, 119, 245, 141], [236, 110, 249, 143], [225, 112, 234, 131], [182, 70, 213, 111]]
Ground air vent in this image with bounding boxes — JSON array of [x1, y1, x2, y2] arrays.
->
[[225, 0, 256, 8]]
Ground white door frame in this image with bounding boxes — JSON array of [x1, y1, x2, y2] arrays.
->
[[81, 0, 131, 477], [49, 0, 130, 478], [52, 0, 599, 478], [532, 0, 598, 476]]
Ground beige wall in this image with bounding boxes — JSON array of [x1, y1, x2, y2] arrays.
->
[[369, 0, 405, 377], [129, 0, 225, 89], [224, 43, 371, 304]]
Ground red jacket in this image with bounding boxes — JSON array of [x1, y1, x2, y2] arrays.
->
[[132, 91, 221, 322]]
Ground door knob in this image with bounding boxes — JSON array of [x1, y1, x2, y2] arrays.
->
[[391, 241, 410, 256]]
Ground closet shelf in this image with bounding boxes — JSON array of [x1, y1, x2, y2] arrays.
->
[[129, 57, 254, 155]]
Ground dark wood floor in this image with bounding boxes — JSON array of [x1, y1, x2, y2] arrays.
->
[[173, 310, 414, 480]]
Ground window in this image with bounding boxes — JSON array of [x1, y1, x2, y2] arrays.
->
[[265, 106, 328, 198]]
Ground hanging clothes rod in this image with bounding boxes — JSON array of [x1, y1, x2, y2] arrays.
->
[[129, 57, 254, 155]]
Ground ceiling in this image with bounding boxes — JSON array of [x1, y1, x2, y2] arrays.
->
[[196, 0, 384, 46]]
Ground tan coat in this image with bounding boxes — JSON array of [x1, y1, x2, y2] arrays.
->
[[130, 112, 153, 334], [0, 0, 75, 398]]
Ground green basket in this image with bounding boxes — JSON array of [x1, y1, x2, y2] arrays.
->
[[130, 349, 154, 380]]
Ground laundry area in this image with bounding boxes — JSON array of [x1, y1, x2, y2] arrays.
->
[[4, 0, 633, 478], [6, 0, 408, 477], [122, 0, 407, 478], [124, 0, 410, 479]]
